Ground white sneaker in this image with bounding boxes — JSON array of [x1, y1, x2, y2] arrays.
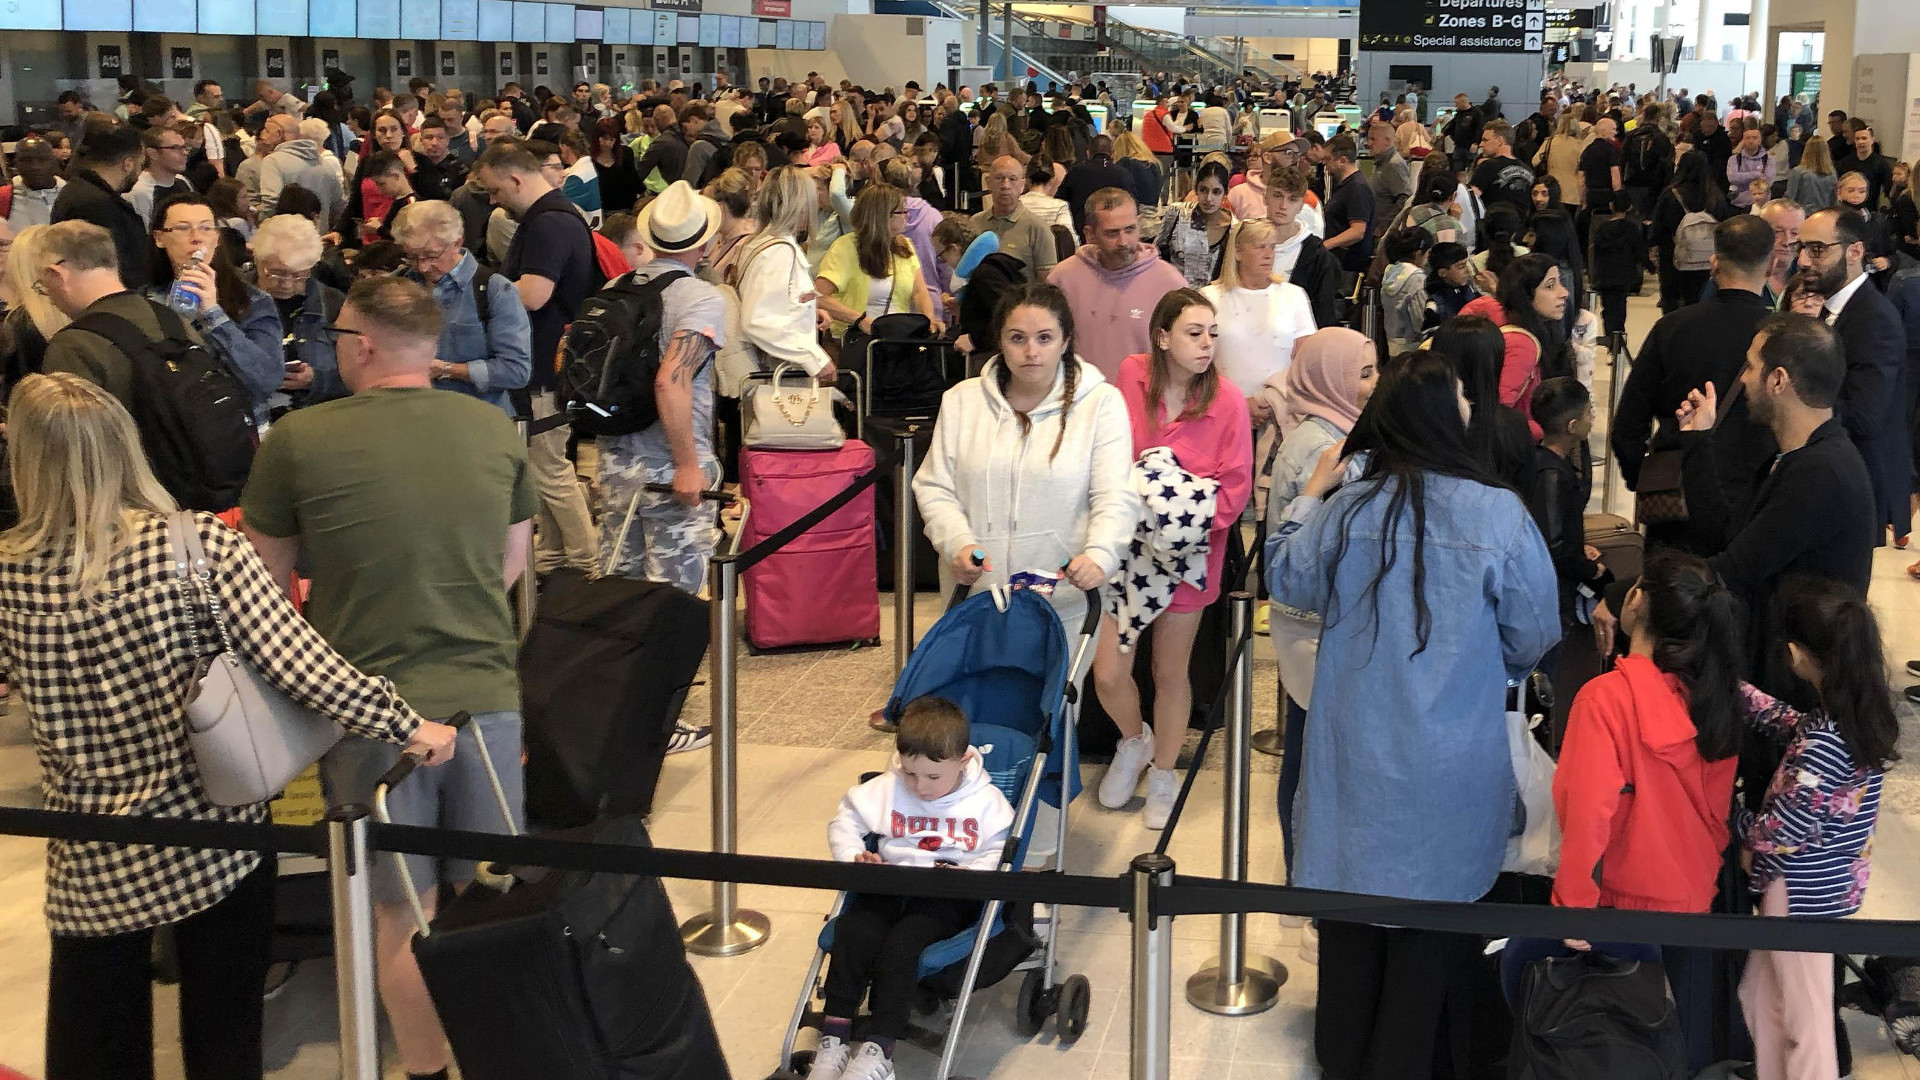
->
[[666, 723, 712, 755], [1143, 768, 1179, 830], [840, 1042, 896, 1080], [1098, 725, 1155, 809], [808, 1035, 852, 1080], [1298, 922, 1319, 965]]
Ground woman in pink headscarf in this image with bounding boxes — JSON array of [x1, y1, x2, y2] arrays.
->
[[1261, 326, 1380, 879]]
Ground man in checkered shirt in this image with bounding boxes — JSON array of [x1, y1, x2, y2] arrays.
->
[[241, 276, 537, 1080]]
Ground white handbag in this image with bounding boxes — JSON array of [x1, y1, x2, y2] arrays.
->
[[1501, 681, 1561, 877], [169, 513, 344, 807], [1269, 602, 1321, 710], [741, 362, 846, 450]]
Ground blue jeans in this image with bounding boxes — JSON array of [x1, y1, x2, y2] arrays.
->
[[1500, 937, 1664, 1009]]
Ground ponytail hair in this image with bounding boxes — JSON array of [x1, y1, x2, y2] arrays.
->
[[1634, 549, 1744, 760], [990, 282, 1080, 462], [1775, 576, 1901, 770]]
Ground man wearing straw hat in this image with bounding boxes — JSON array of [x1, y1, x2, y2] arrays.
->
[[596, 181, 726, 601]]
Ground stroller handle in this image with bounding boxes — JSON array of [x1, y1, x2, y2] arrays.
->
[[948, 581, 1105, 639]]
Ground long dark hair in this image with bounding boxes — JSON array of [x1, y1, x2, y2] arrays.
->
[[1428, 314, 1509, 474], [150, 193, 252, 319], [1145, 288, 1218, 427], [1496, 252, 1572, 379], [1775, 576, 1902, 770], [1480, 203, 1525, 273], [1670, 149, 1726, 215], [990, 282, 1080, 462], [1633, 549, 1744, 760], [1329, 351, 1506, 658]]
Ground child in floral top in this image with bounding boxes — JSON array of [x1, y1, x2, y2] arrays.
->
[[1737, 576, 1901, 1080]]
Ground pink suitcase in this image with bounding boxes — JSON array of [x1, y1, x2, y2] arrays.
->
[[739, 441, 881, 650]]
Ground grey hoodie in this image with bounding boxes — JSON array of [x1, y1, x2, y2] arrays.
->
[[258, 139, 344, 227]]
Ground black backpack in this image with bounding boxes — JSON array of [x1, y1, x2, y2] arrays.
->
[[554, 268, 687, 438], [67, 304, 255, 511], [1512, 953, 1687, 1080], [1622, 127, 1665, 187]]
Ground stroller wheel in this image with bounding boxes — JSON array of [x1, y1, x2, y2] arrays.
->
[[787, 1049, 815, 1075], [1056, 974, 1091, 1044], [1015, 968, 1051, 1037]]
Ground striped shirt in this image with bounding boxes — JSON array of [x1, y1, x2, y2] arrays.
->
[[1734, 683, 1883, 918]]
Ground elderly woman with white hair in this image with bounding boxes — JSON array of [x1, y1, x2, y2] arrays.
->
[[298, 116, 347, 197], [391, 199, 531, 415], [251, 212, 348, 404]]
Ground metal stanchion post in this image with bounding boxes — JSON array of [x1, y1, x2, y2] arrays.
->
[[1129, 852, 1175, 1080], [1600, 328, 1627, 515], [327, 806, 379, 1080], [893, 424, 918, 679], [1188, 594, 1285, 1014], [680, 554, 772, 957]]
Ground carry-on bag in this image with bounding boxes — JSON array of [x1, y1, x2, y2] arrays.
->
[[1511, 952, 1687, 1079], [373, 722, 731, 1080], [865, 415, 941, 593], [1584, 513, 1644, 582], [739, 440, 881, 650]]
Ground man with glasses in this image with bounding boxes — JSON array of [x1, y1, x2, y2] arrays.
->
[[474, 140, 600, 578], [240, 275, 535, 1080], [1798, 207, 1910, 546], [393, 199, 531, 415], [124, 125, 194, 229]]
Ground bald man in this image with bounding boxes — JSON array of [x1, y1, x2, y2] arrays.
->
[[969, 154, 1057, 280], [258, 112, 345, 223]]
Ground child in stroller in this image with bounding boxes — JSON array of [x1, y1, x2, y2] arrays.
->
[[810, 696, 1017, 1080]]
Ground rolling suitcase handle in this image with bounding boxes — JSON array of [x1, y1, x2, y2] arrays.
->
[[371, 710, 521, 939], [618, 484, 752, 575]]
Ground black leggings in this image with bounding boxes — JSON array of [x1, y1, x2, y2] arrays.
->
[[45, 857, 276, 1080], [824, 892, 982, 1039]]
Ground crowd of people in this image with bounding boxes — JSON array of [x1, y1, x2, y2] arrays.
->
[[0, 61, 1910, 1080]]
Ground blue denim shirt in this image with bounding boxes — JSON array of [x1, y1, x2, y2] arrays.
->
[[404, 251, 532, 415], [1266, 471, 1559, 902]]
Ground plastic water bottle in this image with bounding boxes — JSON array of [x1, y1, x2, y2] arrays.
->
[[166, 249, 206, 316]]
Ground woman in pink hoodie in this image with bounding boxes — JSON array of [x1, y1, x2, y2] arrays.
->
[[1092, 288, 1254, 828]]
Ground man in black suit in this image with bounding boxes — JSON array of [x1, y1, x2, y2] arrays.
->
[[1801, 206, 1911, 544], [1612, 215, 1780, 553]]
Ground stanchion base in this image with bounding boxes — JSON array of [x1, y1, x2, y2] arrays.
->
[[1184, 957, 1286, 1016], [1250, 728, 1284, 757], [680, 909, 772, 957]]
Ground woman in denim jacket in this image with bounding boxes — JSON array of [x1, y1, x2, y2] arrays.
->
[[391, 200, 532, 416], [250, 213, 349, 406], [1267, 351, 1558, 1080]]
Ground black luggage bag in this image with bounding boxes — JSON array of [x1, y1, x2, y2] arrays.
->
[[867, 415, 942, 593], [410, 814, 732, 1080], [521, 569, 708, 829], [1511, 953, 1687, 1079]]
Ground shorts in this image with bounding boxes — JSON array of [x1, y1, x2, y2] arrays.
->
[[598, 447, 723, 595], [321, 710, 525, 905]]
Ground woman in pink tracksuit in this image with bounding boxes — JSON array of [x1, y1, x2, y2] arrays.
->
[[1091, 287, 1254, 828]]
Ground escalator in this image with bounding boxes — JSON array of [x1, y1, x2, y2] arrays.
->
[[873, 0, 1073, 88]]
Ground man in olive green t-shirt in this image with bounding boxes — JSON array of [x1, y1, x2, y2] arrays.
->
[[241, 277, 534, 1080]]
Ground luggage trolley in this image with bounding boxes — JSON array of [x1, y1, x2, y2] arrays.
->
[[778, 584, 1103, 1079]]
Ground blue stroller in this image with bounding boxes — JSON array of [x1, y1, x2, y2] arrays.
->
[[778, 585, 1102, 1079]]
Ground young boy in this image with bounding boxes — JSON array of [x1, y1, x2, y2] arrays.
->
[[1588, 191, 1653, 341], [1526, 377, 1609, 659], [1379, 226, 1433, 356], [812, 697, 1016, 1080], [1423, 240, 1480, 329]]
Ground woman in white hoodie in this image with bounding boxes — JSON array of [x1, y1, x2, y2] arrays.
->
[[912, 282, 1138, 634], [736, 165, 834, 381]]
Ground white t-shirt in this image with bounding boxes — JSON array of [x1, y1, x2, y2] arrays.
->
[[1201, 281, 1319, 399], [202, 122, 225, 163], [864, 275, 894, 318]]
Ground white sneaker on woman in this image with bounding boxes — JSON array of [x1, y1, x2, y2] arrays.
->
[[808, 1035, 852, 1080], [1098, 725, 1155, 809], [1143, 767, 1180, 830]]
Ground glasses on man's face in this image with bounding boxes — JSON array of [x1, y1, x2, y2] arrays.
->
[[161, 223, 221, 237], [1792, 239, 1843, 259], [542, 160, 564, 173], [31, 258, 66, 297], [323, 323, 371, 345], [155, 142, 187, 153]]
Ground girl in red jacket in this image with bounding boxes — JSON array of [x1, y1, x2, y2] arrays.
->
[[1500, 551, 1742, 1021]]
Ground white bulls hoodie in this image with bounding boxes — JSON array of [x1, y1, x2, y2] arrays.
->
[[827, 748, 1017, 871]]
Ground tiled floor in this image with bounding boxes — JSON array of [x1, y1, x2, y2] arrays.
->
[[5, 291, 1920, 1079]]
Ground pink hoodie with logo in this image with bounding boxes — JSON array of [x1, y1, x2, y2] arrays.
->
[[1046, 244, 1191, 382]]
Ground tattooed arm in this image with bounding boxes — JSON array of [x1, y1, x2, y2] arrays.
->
[[656, 327, 717, 505]]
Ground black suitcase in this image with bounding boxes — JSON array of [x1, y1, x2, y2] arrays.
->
[[410, 815, 732, 1080], [867, 416, 942, 593], [521, 569, 708, 829]]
